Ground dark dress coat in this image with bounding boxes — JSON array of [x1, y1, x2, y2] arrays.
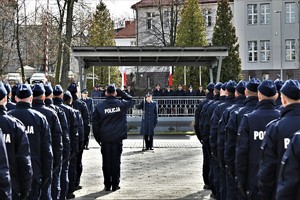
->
[[136, 100, 158, 136]]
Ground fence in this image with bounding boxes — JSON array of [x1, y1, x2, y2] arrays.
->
[[92, 96, 205, 117]]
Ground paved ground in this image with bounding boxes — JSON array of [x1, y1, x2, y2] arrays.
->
[[74, 135, 213, 199]]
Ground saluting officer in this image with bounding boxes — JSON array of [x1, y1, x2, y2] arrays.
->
[[224, 78, 260, 200], [3, 82, 16, 111], [0, 128, 11, 200], [276, 130, 300, 199], [235, 80, 280, 199], [53, 85, 78, 200], [9, 84, 53, 200], [93, 84, 134, 191], [258, 80, 300, 199], [32, 84, 63, 200]]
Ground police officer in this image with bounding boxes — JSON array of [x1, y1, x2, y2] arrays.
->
[[0, 81, 32, 199], [32, 84, 63, 200], [9, 84, 53, 200], [0, 128, 11, 200], [235, 80, 280, 199], [11, 83, 19, 103], [276, 130, 300, 199], [219, 80, 246, 200], [93, 84, 134, 191], [224, 78, 260, 200], [3, 82, 16, 111], [211, 81, 236, 199], [53, 85, 78, 199], [67, 83, 90, 191], [258, 79, 300, 199], [274, 80, 284, 108], [136, 93, 158, 150], [80, 88, 93, 150]]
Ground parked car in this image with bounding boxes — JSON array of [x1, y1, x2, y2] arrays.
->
[[6, 73, 22, 84], [30, 73, 47, 84]]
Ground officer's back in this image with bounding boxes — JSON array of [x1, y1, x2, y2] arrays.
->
[[0, 128, 11, 200]]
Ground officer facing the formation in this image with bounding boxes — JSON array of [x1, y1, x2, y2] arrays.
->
[[93, 84, 135, 191], [53, 85, 78, 200], [135, 93, 158, 150], [3, 82, 16, 111], [224, 78, 260, 200], [80, 88, 93, 150], [235, 80, 280, 199], [0, 128, 11, 200], [9, 84, 53, 200], [0, 82, 32, 200], [32, 84, 63, 200], [258, 80, 300, 199]]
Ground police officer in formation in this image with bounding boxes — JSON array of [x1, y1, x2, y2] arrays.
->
[[80, 88, 93, 150], [258, 80, 300, 199], [93, 84, 134, 191], [235, 80, 280, 199], [0, 82, 32, 200], [9, 84, 53, 200], [3, 82, 16, 111], [0, 128, 11, 200], [32, 84, 63, 200]]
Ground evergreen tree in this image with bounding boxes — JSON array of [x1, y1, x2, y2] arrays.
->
[[87, 1, 120, 91], [174, 0, 208, 88], [212, 0, 242, 82]]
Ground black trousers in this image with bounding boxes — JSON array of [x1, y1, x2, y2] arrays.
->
[[101, 142, 123, 188], [144, 135, 153, 149], [202, 140, 210, 186]]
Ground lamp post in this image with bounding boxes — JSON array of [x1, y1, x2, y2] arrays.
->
[[274, 10, 283, 81]]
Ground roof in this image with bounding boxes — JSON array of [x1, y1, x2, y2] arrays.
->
[[115, 21, 136, 39], [72, 46, 228, 67], [131, 0, 219, 9]]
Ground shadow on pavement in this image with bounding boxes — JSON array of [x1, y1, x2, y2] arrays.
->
[[75, 189, 110, 199], [176, 190, 212, 200], [128, 134, 193, 140], [122, 149, 146, 156]]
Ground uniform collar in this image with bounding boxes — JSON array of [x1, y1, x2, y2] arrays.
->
[[44, 98, 53, 106], [256, 100, 276, 109], [281, 103, 300, 117], [32, 99, 45, 106], [236, 95, 246, 104], [244, 96, 258, 106], [0, 105, 7, 114], [53, 97, 63, 104], [16, 101, 31, 108]]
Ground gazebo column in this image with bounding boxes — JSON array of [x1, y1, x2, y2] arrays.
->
[[216, 56, 223, 83], [209, 66, 214, 83]]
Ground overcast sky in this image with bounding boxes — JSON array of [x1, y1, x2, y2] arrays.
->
[[26, 0, 140, 19]]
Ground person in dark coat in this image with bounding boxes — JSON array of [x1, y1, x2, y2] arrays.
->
[[53, 85, 78, 200], [163, 85, 174, 115], [152, 83, 163, 96], [0, 128, 11, 200], [9, 84, 53, 200], [196, 85, 206, 96], [194, 82, 215, 192], [163, 85, 174, 96], [32, 83, 63, 200], [186, 85, 195, 96], [174, 84, 186, 96], [0, 82, 32, 200], [91, 85, 102, 98], [93, 84, 134, 191], [276, 130, 300, 199], [124, 85, 134, 96], [136, 93, 158, 150], [11, 83, 19, 103], [274, 79, 284, 108], [44, 83, 71, 200], [67, 83, 90, 192], [3, 82, 15, 111], [80, 88, 93, 150], [258, 79, 300, 200], [224, 78, 260, 200], [235, 80, 280, 199]]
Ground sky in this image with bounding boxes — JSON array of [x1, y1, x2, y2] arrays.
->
[[26, 0, 141, 20]]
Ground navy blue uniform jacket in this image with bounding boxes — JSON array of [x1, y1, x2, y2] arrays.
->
[[0, 105, 32, 199], [136, 100, 158, 135], [0, 128, 11, 200], [93, 91, 134, 143], [258, 103, 300, 200], [235, 100, 280, 191]]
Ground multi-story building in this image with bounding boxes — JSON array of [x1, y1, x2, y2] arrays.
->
[[131, 0, 300, 81]]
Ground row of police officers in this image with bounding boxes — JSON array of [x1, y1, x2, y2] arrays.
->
[[195, 78, 300, 200], [0, 81, 91, 200]]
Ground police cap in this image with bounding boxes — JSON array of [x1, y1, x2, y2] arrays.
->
[[3, 82, 11, 94], [236, 80, 246, 95], [16, 84, 32, 99], [206, 82, 215, 92], [281, 79, 300, 100], [32, 83, 45, 97], [53, 85, 63, 96], [246, 78, 261, 92], [106, 84, 116, 94], [221, 82, 227, 91], [0, 82, 7, 101], [275, 80, 284, 92], [44, 83, 53, 97], [63, 91, 72, 101], [214, 82, 222, 91], [258, 80, 277, 97], [67, 82, 77, 94], [226, 80, 236, 93]]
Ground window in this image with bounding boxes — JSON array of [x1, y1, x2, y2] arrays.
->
[[164, 11, 171, 28], [146, 12, 154, 29], [285, 3, 296, 23], [247, 4, 257, 25], [260, 40, 271, 62], [248, 41, 257, 62], [204, 9, 213, 27], [260, 4, 270, 24], [285, 39, 296, 60], [130, 41, 136, 46]]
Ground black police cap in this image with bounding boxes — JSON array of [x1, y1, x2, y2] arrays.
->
[[32, 83, 45, 97], [0, 82, 7, 101], [258, 80, 277, 97], [44, 83, 53, 97], [53, 85, 64, 96], [106, 84, 116, 94], [16, 84, 32, 99], [67, 82, 77, 94], [3, 82, 11, 94], [236, 80, 246, 95], [281, 79, 300, 100], [246, 78, 261, 92], [63, 91, 72, 101]]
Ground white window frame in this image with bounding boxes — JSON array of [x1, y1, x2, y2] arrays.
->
[[204, 9, 213, 27], [248, 41, 258, 62], [285, 39, 296, 60], [247, 4, 258, 25], [260, 40, 271, 62], [260, 4, 270, 24], [146, 12, 155, 30], [285, 2, 296, 23]]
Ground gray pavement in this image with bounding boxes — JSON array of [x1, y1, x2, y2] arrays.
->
[[74, 135, 213, 199]]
